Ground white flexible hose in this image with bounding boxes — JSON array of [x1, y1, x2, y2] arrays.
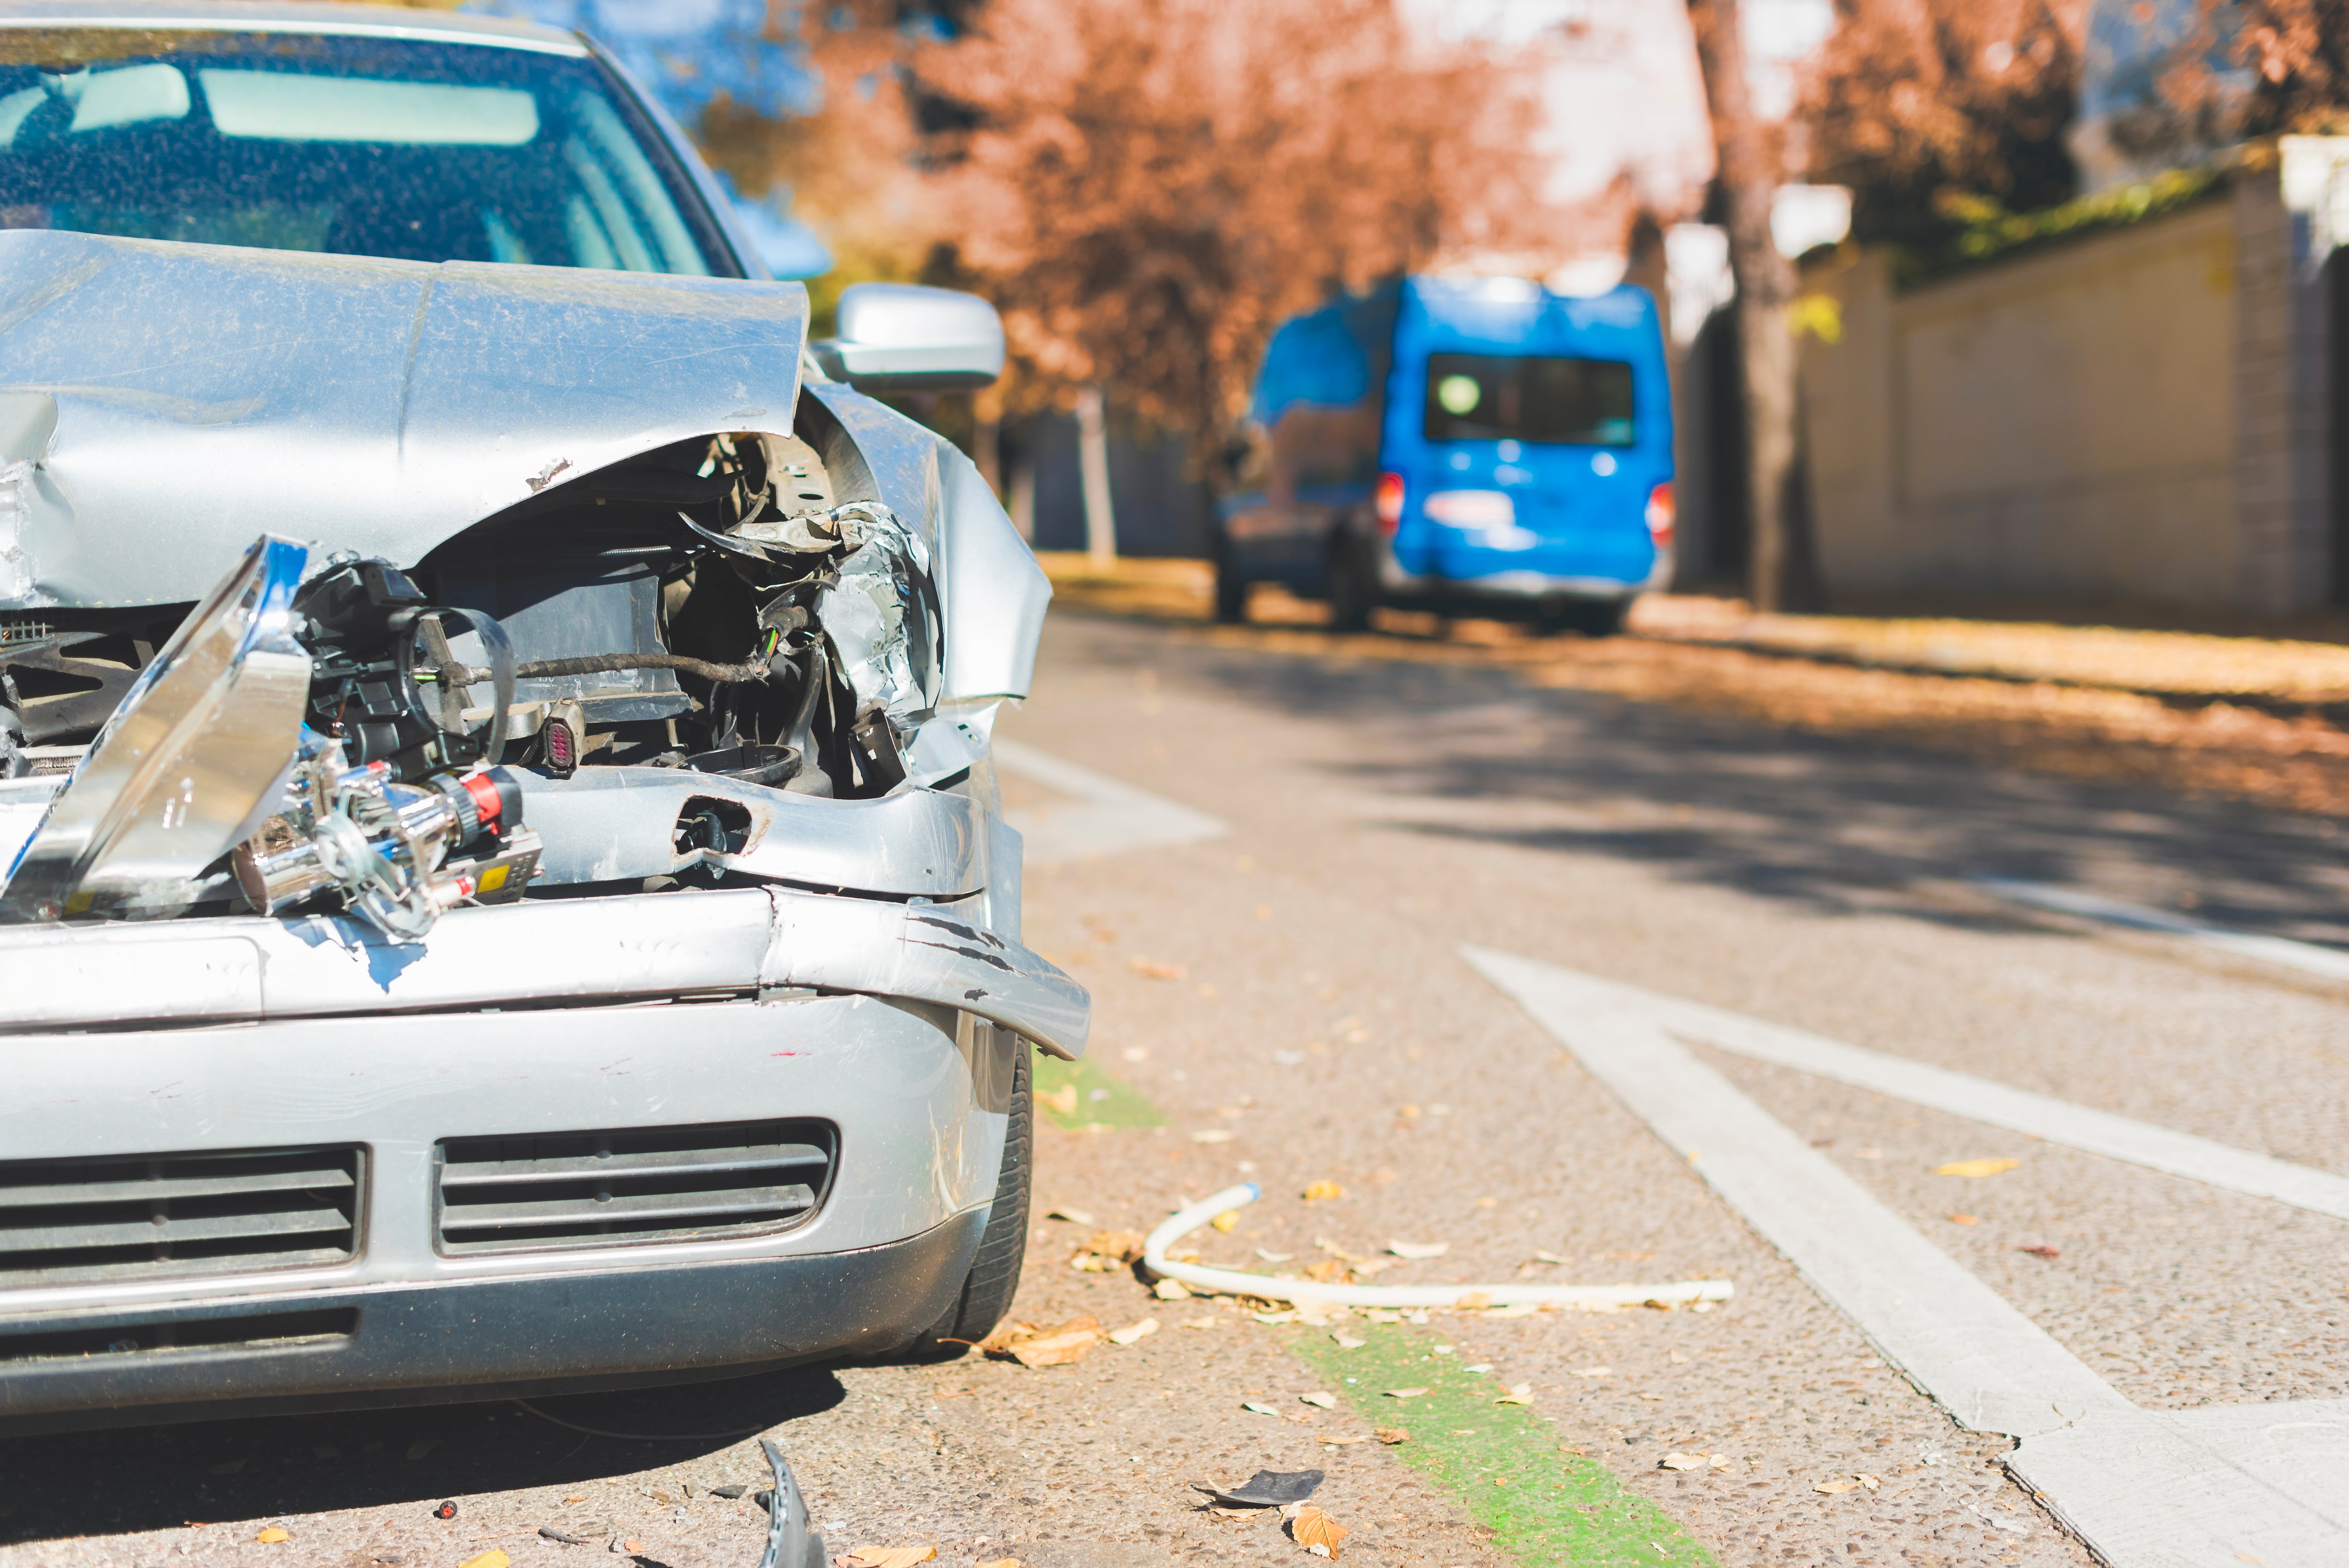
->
[[1141, 1183, 1734, 1311]]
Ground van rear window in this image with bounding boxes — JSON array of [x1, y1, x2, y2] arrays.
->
[[1423, 352, 1634, 447]]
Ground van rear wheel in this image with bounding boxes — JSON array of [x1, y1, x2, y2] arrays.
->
[[1327, 542, 1377, 632]]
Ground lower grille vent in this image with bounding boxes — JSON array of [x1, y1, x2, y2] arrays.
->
[[0, 1146, 362, 1288], [435, 1120, 834, 1256], [0, 1308, 356, 1366]]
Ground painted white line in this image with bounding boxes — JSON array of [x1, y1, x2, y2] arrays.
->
[[1464, 943, 2349, 1568], [1515, 965, 2349, 1224], [1976, 877, 2349, 984], [992, 739, 1228, 865]]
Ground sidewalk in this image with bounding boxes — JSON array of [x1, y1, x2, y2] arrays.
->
[[1033, 554, 2349, 817]]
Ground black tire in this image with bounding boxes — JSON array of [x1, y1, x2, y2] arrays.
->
[[910, 1037, 1032, 1356], [1212, 548, 1249, 624], [1327, 537, 1376, 632], [1537, 598, 1628, 638]]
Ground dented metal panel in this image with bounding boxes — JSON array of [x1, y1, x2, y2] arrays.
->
[[0, 229, 809, 610]]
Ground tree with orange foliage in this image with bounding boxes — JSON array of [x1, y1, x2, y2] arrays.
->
[[754, 0, 1559, 466], [1802, 0, 2087, 242]]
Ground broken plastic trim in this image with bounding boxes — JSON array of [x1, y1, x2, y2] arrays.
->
[[757, 1439, 826, 1568], [1142, 1185, 1734, 1310]]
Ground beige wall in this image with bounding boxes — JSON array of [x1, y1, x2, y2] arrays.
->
[[1802, 200, 2248, 608]]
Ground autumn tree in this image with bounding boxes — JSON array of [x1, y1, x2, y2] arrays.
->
[[756, 0, 1559, 471], [1802, 0, 2088, 246]]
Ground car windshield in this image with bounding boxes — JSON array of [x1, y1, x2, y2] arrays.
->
[[0, 27, 727, 274], [1423, 351, 1635, 447]]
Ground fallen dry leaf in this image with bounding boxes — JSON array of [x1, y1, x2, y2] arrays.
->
[[1455, 1290, 1494, 1309], [1109, 1317, 1159, 1346], [1659, 1453, 1706, 1472], [1154, 1276, 1193, 1300], [1255, 1247, 1295, 1262], [1301, 1180, 1345, 1202], [255, 1530, 290, 1545], [976, 1316, 1101, 1368], [1533, 1249, 1567, 1264], [1815, 1477, 1864, 1495], [1571, 1366, 1613, 1377], [1208, 1506, 1268, 1521], [1384, 1387, 1429, 1399], [1331, 1332, 1367, 1349], [975, 1560, 1023, 1568], [1374, 1427, 1408, 1444], [2020, 1243, 2063, 1260], [1071, 1229, 1143, 1265], [1291, 1504, 1350, 1559], [1299, 1391, 1337, 1408], [1130, 959, 1188, 980], [1037, 1085, 1079, 1117], [1242, 1401, 1282, 1416], [1302, 1259, 1353, 1284], [1936, 1158, 2021, 1178], [1044, 1205, 1094, 1225], [841, 1548, 938, 1568], [1386, 1240, 1447, 1259], [456, 1553, 506, 1568], [1495, 1383, 1533, 1405], [1191, 1129, 1236, 1143], [1182, 1315, 1223, 1328], [1211, 1210, 1240, 1232], [1946, 1212, 1980, 1225]]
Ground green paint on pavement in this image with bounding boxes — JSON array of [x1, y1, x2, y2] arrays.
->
[[1289, 1323, 1718, 1568], [1032, 1051, 1166, 1131]]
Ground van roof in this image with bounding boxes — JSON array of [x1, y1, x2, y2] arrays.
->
[[0, 0, 584, 54]]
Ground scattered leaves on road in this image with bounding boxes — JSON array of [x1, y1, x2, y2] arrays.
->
[[2020, 1243, 2063, 1260], [1946, 1212, 1980, 1224], [1302, 1180, 1345, 1201], [975, 1316, 1101, 1368], [1936, 1158, 2021, 1178], [1290, 1504, 1350, 1558], [840, 1548, 938, 1568], [1494, 1383, 1533, 1405], [1044, 1205, 1094, 1225], [1814, 1474, 1882, 1495], [1211, 1210, 1240, 1232], [1299, 1391, 1337, 1408], [254, 1529, 289, 1545], [456, 1553, 507, 1568], [1386, 1240, 1447, 1259], [1038, 1085, 1079, 1117], [1182, 1315, 1223, 1329], [1130, 959, 1188, 980], [1331, 1332, 1367, 1349], [1242, 1401, 1282, 1417], [1571, 1366, 1613, 1378], [1385, 1387, 1430, 1399], [1109, 1316, 1159, 1346], [1374, 1427, 1408, 1444], [1155, 1276, 1193, 1299], [1068, 1230, 1144, 1271], [976, 1559, 1023, 1568], [1303, 1259, 1353, 1284], [1191, 1129, 1236, 1143]]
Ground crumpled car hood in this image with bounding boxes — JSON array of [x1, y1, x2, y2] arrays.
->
[[0, 228, 809, 610]]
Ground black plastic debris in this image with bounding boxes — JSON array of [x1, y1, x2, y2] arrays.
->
[[1193, 1469, 1325, 1508], [541, 1528, 587, 1545], [755, 1438, 826, 1568], [710, 1484, 749, 1500]]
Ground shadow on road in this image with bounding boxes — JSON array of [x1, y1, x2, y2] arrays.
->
[[1112, 621, 2349, 947], [0, 1365, 845, 1545]]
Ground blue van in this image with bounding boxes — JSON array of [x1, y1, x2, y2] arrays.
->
[[1213, 275, 1674, 635]]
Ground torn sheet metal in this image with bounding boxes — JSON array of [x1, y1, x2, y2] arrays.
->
[[818, 501, 941, 732], [0, 229, 808, 610]]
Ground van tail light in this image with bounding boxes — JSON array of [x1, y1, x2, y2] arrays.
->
[[1645, 481, 1676, 549], [1374, 472, 1405, 533]]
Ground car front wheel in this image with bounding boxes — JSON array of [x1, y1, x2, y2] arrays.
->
[[908, 1035, 1032, 1356]]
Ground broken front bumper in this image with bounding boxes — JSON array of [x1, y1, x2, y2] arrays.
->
[[0, 887, 1084, 1431]]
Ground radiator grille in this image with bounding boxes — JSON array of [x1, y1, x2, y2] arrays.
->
[[0, 1147, 362, 1288], [435, 1120, 834, 1256]]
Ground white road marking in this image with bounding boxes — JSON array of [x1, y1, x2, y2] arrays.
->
[[1976, 877, 2349, 984], [1465, 944, 2349, 1568], [992, 740, 1228, 864], [1519, 966, 2349, 1224]]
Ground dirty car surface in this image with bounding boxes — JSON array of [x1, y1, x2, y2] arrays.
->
[[0, 2, 1082, 1433]]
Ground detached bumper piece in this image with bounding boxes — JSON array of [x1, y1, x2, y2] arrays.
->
[[0, 883, 1089, 1061]]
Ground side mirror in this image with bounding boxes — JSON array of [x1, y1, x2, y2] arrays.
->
[[811, 283, 1005, 393]]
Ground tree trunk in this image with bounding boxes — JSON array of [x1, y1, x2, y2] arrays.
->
[[1076, 383, 1118, 568], [1689, 0, 1821, 613]]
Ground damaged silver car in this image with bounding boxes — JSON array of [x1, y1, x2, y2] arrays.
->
[[0, 0, 1084, 1434]]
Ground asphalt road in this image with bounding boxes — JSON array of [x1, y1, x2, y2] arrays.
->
[[6, 607, 2346, 1568]]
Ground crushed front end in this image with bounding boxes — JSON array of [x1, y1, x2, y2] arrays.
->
[[0, 231, 1081, 1432]]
